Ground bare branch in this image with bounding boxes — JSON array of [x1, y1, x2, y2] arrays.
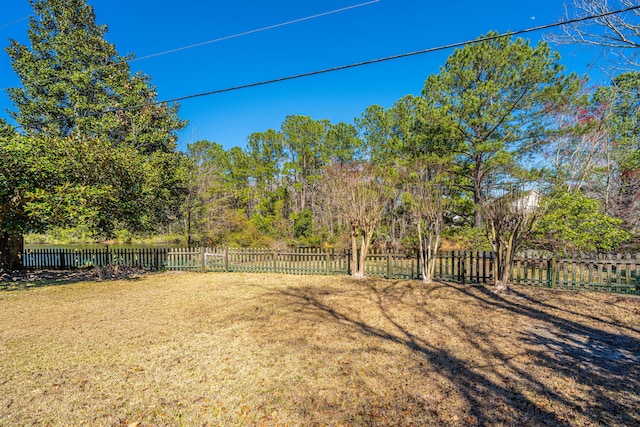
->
[[546, 0, 640, 67]]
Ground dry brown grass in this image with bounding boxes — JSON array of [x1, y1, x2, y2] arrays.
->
[[1, 272, 639, 426]]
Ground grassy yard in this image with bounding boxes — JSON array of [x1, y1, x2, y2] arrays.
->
[[1, 272, 639, 426]]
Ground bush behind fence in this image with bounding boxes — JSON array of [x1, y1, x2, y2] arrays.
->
[[18, 247, 640, 295]]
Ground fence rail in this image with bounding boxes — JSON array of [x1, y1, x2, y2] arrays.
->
[[17, 246, 640, 295]]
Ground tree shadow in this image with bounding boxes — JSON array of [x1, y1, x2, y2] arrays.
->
[[506, 286, 640, 335], [0, 269, 146, 291], [277, 279, 608, 426], [447, 284, 640, 426]]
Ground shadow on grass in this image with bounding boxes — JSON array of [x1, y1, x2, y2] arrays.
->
[[0, 269, 145, 291], [278, 279, 639, 426], [455, 285, 640, 426], [507, 287, 640, 335]]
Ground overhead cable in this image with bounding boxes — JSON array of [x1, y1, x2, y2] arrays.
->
[[13, 3, 640, 127], [131, 0, 381, 63], [5, 0, 380, 89], [138, 4, 640, 108]]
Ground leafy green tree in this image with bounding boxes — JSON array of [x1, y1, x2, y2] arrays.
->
[[533, 190, 631, 253], [422, 33, 581, 227], [226, 146, 256, 212], [357, 96, 428, 248], [357, 96, 430, 166], [599, 72, 640, 173], [247, 129, 285, 193], [7, 0, 185, 148], [1, 0, 186, 267], [180, 140, 231, 246], [245, 129, 290, 239], [0, 123, 40, 268], [326, 122, 363, 164]]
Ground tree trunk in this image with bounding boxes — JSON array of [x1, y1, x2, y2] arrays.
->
[[417, 220, 428, 283], [0, 233, 24, 270], [187, 210, 192, 249], [494, 261, 511, 291], [425, 232, 440, 284], [350, 228, 359, 278], [493, 238, 514, 291], [473, 160, 484, 228], [357, 234, 369, 280]]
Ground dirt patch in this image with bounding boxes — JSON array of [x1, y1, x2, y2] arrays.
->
[[0, 273, 638, 426]]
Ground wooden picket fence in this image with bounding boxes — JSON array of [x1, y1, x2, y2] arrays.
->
[[166, 247, 350, 275], [512, 252, 640, 294], [18, 246, 640, 295], [166, 247, 495, 283], [22, 247, 168, 271], [167, 247, 639, 295]]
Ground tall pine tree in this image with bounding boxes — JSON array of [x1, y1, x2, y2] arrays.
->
[[1, 0, 186, 268]]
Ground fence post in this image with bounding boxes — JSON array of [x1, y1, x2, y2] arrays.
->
[[201, 247, 206, 273], [387, 252, 392, 279], [272, 249, 277, 273], [325, 250, 330, 275], [461, 251, 466, 285]]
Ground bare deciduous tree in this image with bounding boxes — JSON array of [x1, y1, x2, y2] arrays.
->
[[547, 0, 640, 67], [482, 186, 545, 291], [404, 161, 453, 283], [545, 104, 611, 192], [321, 162, 392, 279]]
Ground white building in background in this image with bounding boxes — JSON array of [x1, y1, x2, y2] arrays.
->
[[512, 190, 541, 214]]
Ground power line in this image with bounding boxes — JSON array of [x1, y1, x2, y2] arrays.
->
[[0, 0, 77, 30], [8, 0, 380, 89], [0, 16, 28, 30], [134, 3, 640, 108], [14, 3, 640, 128], [131, 0, 381, 63]]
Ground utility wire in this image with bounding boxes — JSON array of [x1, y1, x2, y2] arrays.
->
[[130, 4, 640, 109], [14, 3, 640, 127], [0, 16, 28, 30], [9, 0, 380, 89], [131, 0, 381, 63], [1, 0, 76, 30]]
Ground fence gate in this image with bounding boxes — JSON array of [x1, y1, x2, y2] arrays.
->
[[166, 248, 223, 272]]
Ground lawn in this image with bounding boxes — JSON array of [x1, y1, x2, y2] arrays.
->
[[1, 272, 639, 426]]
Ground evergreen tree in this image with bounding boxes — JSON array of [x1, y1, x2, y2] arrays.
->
[[422, 33, 581, 227], [1, 0, 186, 268], [6, 0, 185, 149]]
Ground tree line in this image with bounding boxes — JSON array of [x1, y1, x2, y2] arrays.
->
[[1, 0, 638, 289]]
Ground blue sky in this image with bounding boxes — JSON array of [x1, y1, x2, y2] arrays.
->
[[0, 0, 610, 151]]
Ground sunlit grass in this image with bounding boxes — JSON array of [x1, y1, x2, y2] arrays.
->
[[1, 272, 638, 426]]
